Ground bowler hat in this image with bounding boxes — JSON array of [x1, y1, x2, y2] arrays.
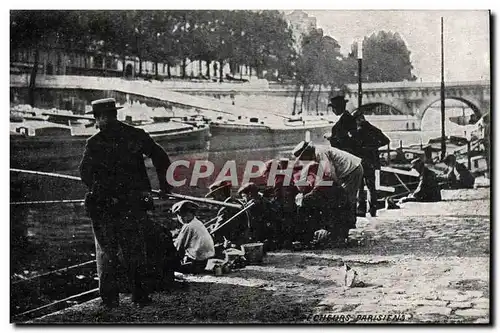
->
[[171, 200, 199, 214], [327, 95, 348, 109], [85, 98, 123, 115]]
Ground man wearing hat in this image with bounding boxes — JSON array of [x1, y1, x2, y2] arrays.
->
[[293, 141, 363, 241], [327, 95, 359, 155], [172, 200, 215, 274], [260, 159, 299, 249], [79, 98, 172, 307], [440, 154, 475, 189], [205, 180, 251, 247], [351, 111, 390, 217], [398, 158, 442, 204], [292, 161, 354, 246], [237, 182, 272, 245]]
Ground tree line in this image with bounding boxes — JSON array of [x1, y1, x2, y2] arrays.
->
[[10, 10, 417, 110]]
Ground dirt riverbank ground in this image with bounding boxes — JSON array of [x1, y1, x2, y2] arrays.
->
[[28, 187, 490, 324]]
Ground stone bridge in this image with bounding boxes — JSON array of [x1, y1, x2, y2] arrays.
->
[[344, 80, 490, 119]]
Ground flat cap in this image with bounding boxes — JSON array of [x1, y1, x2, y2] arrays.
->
[[171, 200, 199, 214]]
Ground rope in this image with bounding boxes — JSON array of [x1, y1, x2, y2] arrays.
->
[[11, 199, 85, 206], [12, 260, 96, 285], [10, 168, 81, 181], [14, 288, 99, 321]]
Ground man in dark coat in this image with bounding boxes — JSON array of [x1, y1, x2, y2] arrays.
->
[[205, 180, 250, 247], [441, 154, 475, 189], [398, 158, 442, 204], [328, 96, 358, 155], [79, 98, 172, 307], [352, 112, 390, 217]]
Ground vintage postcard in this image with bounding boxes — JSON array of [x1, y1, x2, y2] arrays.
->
[[9, 9, 490, 324]]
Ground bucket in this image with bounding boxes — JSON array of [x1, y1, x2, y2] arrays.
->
[[242, 243, 265, 264]]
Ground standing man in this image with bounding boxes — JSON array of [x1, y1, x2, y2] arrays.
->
[[352, 112, 390, 217], [80, 98, 172, 308], [328, 95, 359, 155]]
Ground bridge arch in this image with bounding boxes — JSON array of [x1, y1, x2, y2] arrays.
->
[[420, 97, 482, 132], [419, 96, 483, 120]]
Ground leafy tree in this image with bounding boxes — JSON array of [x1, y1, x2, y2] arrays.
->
[[349, 31, 417, 82]]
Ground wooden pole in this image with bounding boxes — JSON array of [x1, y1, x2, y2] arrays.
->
[[210, 200, 255, 234], [153, 191, 243, 209], [440, 17, 447, 160], [357, 40, 363, 113], [467, 140, 472, 170]]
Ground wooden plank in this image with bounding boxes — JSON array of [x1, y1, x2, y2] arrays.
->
[[381, 166, 419, 177]]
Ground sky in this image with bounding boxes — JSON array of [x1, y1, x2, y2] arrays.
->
[[302, 10, 490, 83]]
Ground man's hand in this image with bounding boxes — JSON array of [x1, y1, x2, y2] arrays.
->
[[295, 193, 304, 207], [157, 188, 171, 199]]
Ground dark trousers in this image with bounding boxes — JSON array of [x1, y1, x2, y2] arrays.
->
[[358, 164, 377, 215], [91, 206, 149, 305]]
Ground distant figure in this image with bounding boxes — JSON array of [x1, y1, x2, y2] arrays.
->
[[172, 200, 215, 274], [398, 158, 442, 204], [352, 111, 390, 217], [80, 98, 172, 308], [469, 113, 479, 125], [327, 95, 358, 155], [441, 155, 475, 189]]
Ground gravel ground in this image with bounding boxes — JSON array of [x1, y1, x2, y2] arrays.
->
[[29, 188, 490, 324]]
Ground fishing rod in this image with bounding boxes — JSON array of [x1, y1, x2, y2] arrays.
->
[[10, 168, 243, 209]]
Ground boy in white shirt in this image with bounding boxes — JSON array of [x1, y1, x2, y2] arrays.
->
[[172, 200, 215, 274]]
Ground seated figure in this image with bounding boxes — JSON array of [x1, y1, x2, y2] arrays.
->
[[399, 158, 442, 204], [205, 180, 251, 247], [441, 154, 475, 189], [172, 200, 215, 274]]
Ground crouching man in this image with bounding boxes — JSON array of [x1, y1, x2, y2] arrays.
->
[[172, 200, 215, 274], [398, 158, 442, 204], [293, 161, 354, 247]]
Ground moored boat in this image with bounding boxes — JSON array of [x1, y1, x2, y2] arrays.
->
[[10, 116, 210, 172], [209, 115, 335, 151]]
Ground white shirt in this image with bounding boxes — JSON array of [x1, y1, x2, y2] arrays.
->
[[174, 217, 215, 261], [315, 145, 362, 181]]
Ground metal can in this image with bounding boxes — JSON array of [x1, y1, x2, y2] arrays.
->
[[214, 265, 223, 276]]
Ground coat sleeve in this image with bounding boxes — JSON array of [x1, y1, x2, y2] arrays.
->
[[79, 140, 94, 190], [141, 130, 172, 192], [372, 126, 390, 148], [412, 175, 425, 200]]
